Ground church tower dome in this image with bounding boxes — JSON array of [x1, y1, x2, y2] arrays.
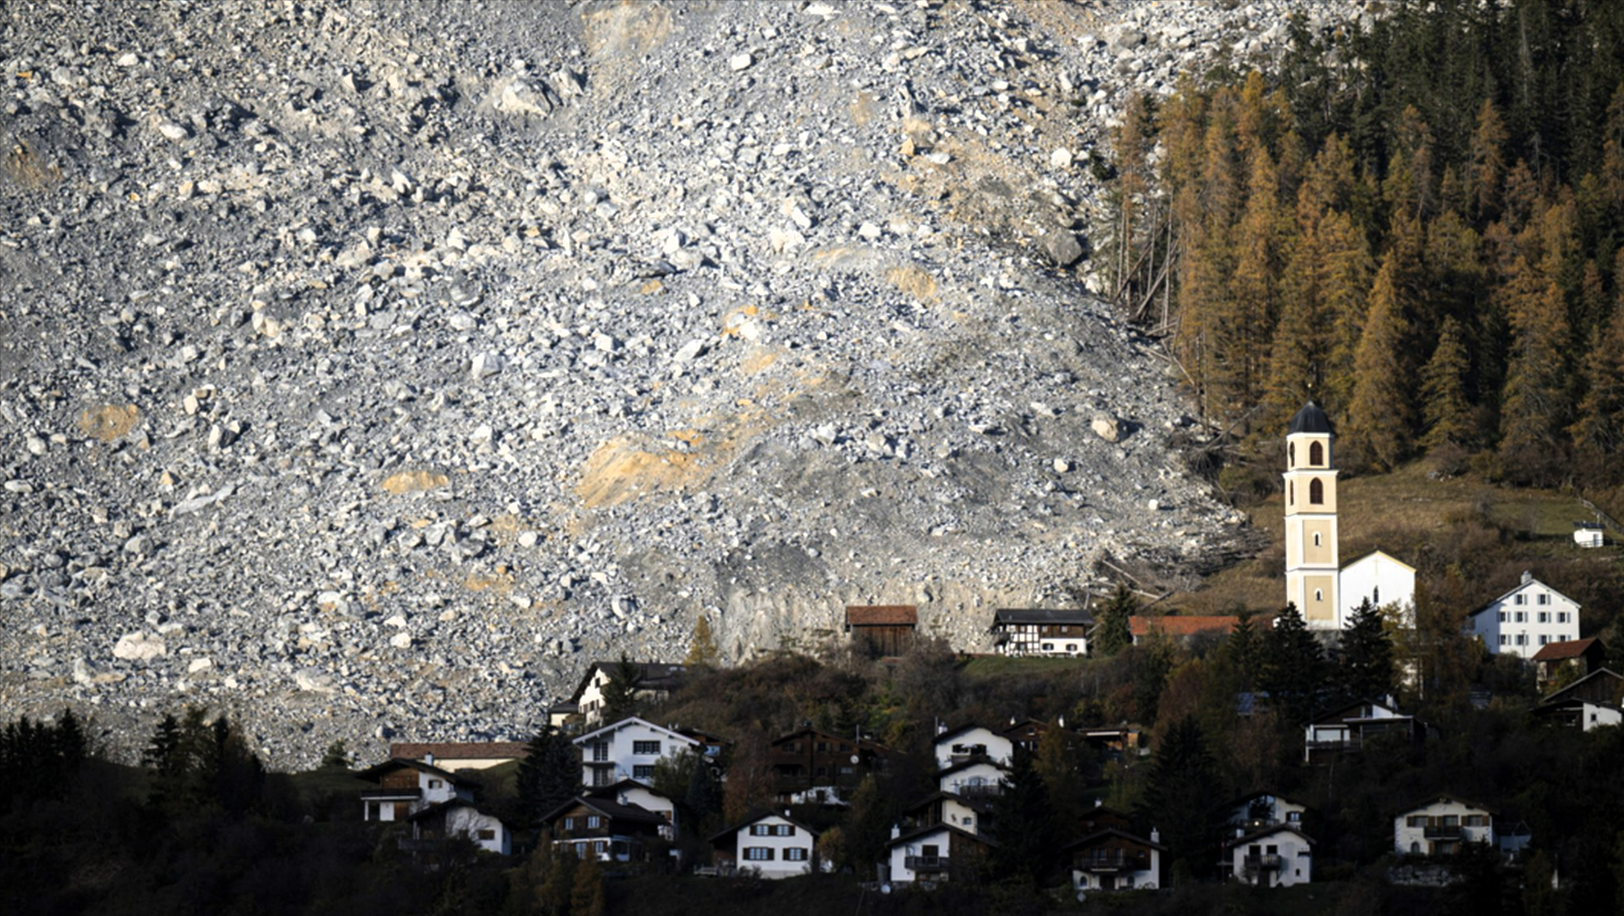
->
[[1284, 402, 1340, 628]]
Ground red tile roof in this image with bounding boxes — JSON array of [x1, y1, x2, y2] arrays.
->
[[846, 605, 918, 626], [1129, 615, 1239, 638], [390, 741, 529, 760], [1530, 637, 1598, 663]]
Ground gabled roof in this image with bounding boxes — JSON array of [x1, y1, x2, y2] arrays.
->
[[1227, 790, 1309, 813], [1530, 637, 1599, 663], [901, 790, 973, 816], [1223, 824, 1316, 850], [1340, 549, 1416, 574], [1288, 402, 1333, 435], [1306, 699, 1407, 727], [406, 797, 503, 824], [708, 810, 820, 844], [990, 608, 1094, 627], [770, 727, 890, 755], [583, 779, 676, 803], [1393, 793, 1498, 818], [846, 605, 918, 626], [356, 757, 479, 787], [1466, 574, 1580, 618], [1061, 827, 1167, 854], [886, 821, 996, 850], [934, 723, 1005, 747], [390, 741, 528, 761], [1539, 667, 1624, 706], [1130, 615, 1238, 639], [572, 716, 704, 747], [568, 661, 687, 704], [539, 794, 667, 827], [936, 757, 1008, 779]]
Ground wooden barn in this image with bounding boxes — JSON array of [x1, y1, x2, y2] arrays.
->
[[845, 605, 918, 657]]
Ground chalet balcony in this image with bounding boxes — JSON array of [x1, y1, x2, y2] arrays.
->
[[1076, 852, 1143, 872], [1305, 739, 1361, 753], [906, 855, 950, 872], [1244, 854, 1282, 870], [953, 784, 1003, 798], [1424, 825, 1463, 839], [360, 787, 421, 800]]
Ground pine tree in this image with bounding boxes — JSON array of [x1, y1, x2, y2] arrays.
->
[[1420, 315, 1475, 450], [1317, 209, 1374, 417], [1336, 599, 1395, 702], [1260, 604, 1325, 726], [600, 656, 643, 724], [536, 844, 576, 916], [1344, 253, 1415, 469], [683, 751, 723, 833], [1033, 720, 1086, 837], [1467, 98, 1508, 220], [1138, 716, 1221, 879], [1224, 613, 1259, 692], [684, 615, 719, 668], [1572, 294, 1624, 458], [1499, 262, 1572, 461], [320, 740, 351, 770], [1093, 584, 1136, 657], [1222, 149, 1288, 424], [990, 744, 1054, 886], [518, 726, 580, 829]]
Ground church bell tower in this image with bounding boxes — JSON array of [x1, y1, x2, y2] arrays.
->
[[1284, 402, 1339, 629]]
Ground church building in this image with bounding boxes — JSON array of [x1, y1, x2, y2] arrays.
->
[[1283, 403, 1416, 630]]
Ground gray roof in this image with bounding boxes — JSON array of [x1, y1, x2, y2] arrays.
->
[[990, 607, 1094, 627], [1288, 402, 1333, 435]]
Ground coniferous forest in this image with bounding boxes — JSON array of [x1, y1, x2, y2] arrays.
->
[[1102, 0, 1624, 489]]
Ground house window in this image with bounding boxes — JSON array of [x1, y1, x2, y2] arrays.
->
[[1314, 589, 1323, 602], [1066, 643, 1077, 652], [633, 765, 655, 780], [1538, 612, 1549, 623], [922, 844, 940, 857], [1287, 811, 1301, 823], [428, 779, 442, 789], [1410, 841, 1421, 854], [592, 769, 612, 787], [774, 824, 794, 837], [564, 817, 576, 830], [592, 742, 609, 762], [1516, 635, 1528, 646], [1465, 815, 1487, 827], [1310, 441, 1323, 465], [586, 816, 601, 829], [1289, 481, 1295, 504], [1538, 636, 1549, 646], [1515, 612, 1526, 623], [1289, 443, 1296, 467], [1499, 611, 1508, 623], [784, 848, 809, 861], [745, 847, 773, 861], [1537, 593, 1550, 605], [1558, 612, 1570, 623], [1407, 816, 1424, 828], [1309, 478, 1324, 504], [633, 740, 661, 755], [1042, 643, 1053, 651], [750, 825, 771, 836], [1499, 635, 1509, 646], [477, 829, 496, 840], [1373, 587, 1380, 604], [1313, 532, 1322, 547], [1514, 595, 1526, 605]]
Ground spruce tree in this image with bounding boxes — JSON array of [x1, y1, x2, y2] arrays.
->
[[600, 656, 644, 723], [1138, 716, 1221, 879], [1093, 584, 1136, 657], [518, 725, 581, 828], [1499, 264, 1572, 462], [1466, 98, 1508, 220], [1317, 209, 1374, 417], [1419, 315, 1475, 450], [990, 743, 1054, 886], [1345, 253, 1415, 469], [1260, 604, 1325, 726], [1335, 599, 1395, 702]]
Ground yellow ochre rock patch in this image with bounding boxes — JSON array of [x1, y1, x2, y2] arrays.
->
[[381, 470, 450, 495], [885, 264, 939, 303], [78, 404, 141, 441]]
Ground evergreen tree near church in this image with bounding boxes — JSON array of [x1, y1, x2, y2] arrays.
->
[[1335, 598, 1395, 702], [517, 725, 579, 830], [1093, 583, 1136, 657], [1139, 715, 1222, 880], [1260, 603, 1325, 726]]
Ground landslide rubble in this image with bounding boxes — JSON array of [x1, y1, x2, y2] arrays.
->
[[0, 0, 1363, 765]]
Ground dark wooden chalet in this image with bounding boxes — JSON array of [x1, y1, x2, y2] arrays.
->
[[767, 727, 889, 804], [540, 795, 667, 863], [844, 605, 918, 656], [1063, 828, 1165, 891]]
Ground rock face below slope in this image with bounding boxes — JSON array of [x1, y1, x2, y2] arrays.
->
[[0, 1, 1361, 766]]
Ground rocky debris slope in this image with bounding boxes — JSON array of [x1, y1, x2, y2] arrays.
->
[[0, 0, 1364, 766]]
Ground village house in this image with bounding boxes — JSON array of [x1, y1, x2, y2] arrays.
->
[[1463, 571, 1581, 658], [902, 791, 990, 837], [936, 758, 1006, 799], [1225, 792, 1309, 831], [388, 741, 528, 772], [358, 757, 478, 823], [1303, 699, 1430, 763], [1573, 521, 1605, 548], [1530, 637, 1607, 688], [844, 605, 918, 656], [709, 812, 819, 879], [406, 798, 511, 855], [1064, 827, 1164, 892], [1393, 795, 1496, 857], [1534, 667, 1624, 731], [573, 716, 704, 788], [542, 794, 669, 863], [932, 723, 1014, 769], [885, 823, 994, 885], [1222, 825, 1314, 887], [988, 607, 1093, 657], [767, 727, 889, 805], [567, 661, 688, 728], [584, 779, 679, 839]]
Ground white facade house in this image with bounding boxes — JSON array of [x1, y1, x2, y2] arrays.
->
[[574, 716, 702, 788], [1573, 523, 1605, 548], [1338, 550, 1416, 625], [408, 799, 511, 855], [360, 758, 475, 822], [568, 662, 686, 727], [1224, 825, 1313, 887], [937, 759, 1007, 799], [1394, 796, 1496, 856], [588, 779, 679, 839], [1465, 572, 1581, 659], [933, 725, 1013, 769], [886, 823, 990, 884], [1226, 793, 1309, 830], [988, 608, 1092, 657], [711, 813, 818, 879], [1066, 828, 1164, 892]]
